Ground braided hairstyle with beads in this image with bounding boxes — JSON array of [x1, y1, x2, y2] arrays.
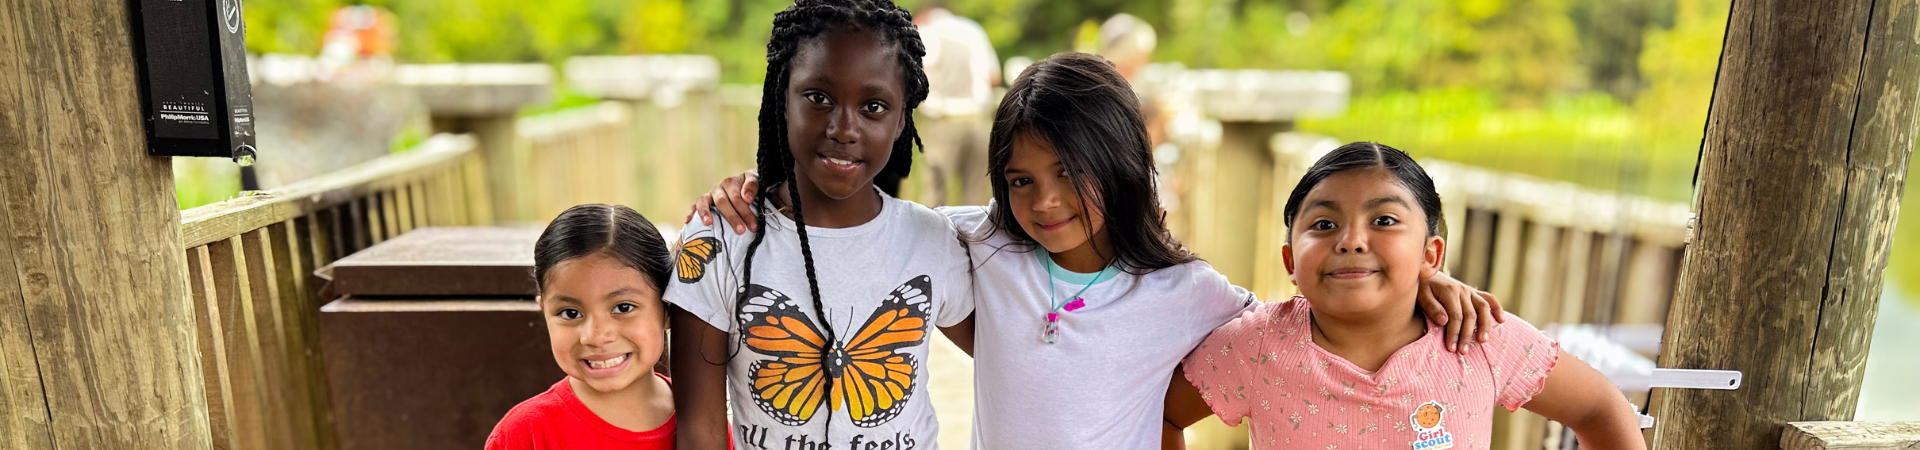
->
[[732, 0, 929, 427]]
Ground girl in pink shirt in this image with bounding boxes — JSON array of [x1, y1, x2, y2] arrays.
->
[[1166, 143, 1645, 450]]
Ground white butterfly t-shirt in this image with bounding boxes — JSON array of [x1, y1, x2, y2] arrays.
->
[[665, 190, 975, 450]]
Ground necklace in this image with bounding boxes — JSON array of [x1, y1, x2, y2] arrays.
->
[[1040, 254, 1111, 344]]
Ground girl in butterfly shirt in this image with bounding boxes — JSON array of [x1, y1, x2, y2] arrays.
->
[[689, 53, 1505, 449], [1162, 143, 1644, 449], [486, 204, 679, 449], [664, 1, 976, 450]]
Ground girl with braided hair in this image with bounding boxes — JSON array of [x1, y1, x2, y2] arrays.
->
[[662, 1, 976, 449]]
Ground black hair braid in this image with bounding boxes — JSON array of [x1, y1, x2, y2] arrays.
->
[[784, 143, 832, 348]]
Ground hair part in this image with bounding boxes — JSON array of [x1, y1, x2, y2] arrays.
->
[[1281, 142, 1445, 243], [982, 52, 1195, 275], [533, 204, 673, 296]]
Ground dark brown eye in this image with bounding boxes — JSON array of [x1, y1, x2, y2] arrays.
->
[[1311, 219, 1336, 231], [1373, 216, 1399, 227]]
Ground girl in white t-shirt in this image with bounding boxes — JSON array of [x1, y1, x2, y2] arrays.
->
[[689, 53, 1503, 449], [664, 2, 977, 449]]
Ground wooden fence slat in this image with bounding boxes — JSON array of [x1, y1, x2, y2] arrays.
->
[[310, 210, 338, 270], [1555, 229, 1594, 325], [464, 155, 496, 225], [291, 218, 341, 450], [447, 167, 471, 226], [411, 179, 430, 229], [395, 184, 415, 235], [206, 238, 269, 450], [436, 171, 460, 227], [1488, 212, 1526, 301], [380, 190, 400, 242], [240, 229, 298, 450], [1587, 233, 1631, 325], [367, 193, 386, 244], [1515, 223, 1563, 324], [270, 221, 328, 449], [1460, 209, 1497, 289], [422, 174, 443, 227], [257, 226, 325, 449], [348, 199, 370, 252], [188, 247, 237, 450]]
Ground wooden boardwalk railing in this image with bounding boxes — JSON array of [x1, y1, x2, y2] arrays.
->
[[178, 135, 486, 449], [173, 92, 688, 447], [522, 102, 634, 223]]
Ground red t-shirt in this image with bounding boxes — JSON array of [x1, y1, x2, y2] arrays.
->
[[486, 375, 675, 450]]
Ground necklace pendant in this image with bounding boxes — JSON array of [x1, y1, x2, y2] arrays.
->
[[1041, 321, 1059, 344], [1063, 298, 1086, 312]]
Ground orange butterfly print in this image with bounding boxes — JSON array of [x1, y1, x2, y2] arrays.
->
[[736, 275, 932, 427]]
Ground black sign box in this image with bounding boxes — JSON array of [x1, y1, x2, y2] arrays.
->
[[131, 0, 256, 160]]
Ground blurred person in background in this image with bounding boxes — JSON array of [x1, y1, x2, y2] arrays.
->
[[1098, 13, 1155, 83], [915, 5, 1000, 206]]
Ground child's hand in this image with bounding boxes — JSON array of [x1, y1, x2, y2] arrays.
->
[[1418, 271, 1505, 354], [685, 170, 761, 234]]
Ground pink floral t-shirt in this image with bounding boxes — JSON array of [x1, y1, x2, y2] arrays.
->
[[1182, 297, 1559, 450]]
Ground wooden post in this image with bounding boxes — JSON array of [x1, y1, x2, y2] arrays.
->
[[398, 63, 553, 226], [0, 0, 211, 448], [1649, 0, 1920, 448]]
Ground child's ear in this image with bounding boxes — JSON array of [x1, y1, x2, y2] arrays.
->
[[1420, 235, 1445, 279], [1281, 243, 1298, 285]]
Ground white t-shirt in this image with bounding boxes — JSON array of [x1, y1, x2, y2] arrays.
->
[[942, 205, 1256, 450], [666, 191, 975, 450]]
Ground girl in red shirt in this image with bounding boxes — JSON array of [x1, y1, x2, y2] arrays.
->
[[487, 204, 678, 449]]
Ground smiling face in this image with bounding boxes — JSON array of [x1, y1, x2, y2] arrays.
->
[[783, 28, 907, 201], [1004, 134, 1110, 259], [1283, 168, 1444, 319], [538, 253, 667, 394]]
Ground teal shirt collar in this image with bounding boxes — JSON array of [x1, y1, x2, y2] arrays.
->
[[1037, 251, 1120, 286]]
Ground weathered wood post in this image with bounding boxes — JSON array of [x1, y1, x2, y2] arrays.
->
[[1649, 0, 1920, 447], [565, 55, 722, 223], [397, 63, 554, 225], [0, 1, 212, 448]]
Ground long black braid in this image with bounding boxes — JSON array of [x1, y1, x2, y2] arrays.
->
[[728, 0, 929, 433]]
